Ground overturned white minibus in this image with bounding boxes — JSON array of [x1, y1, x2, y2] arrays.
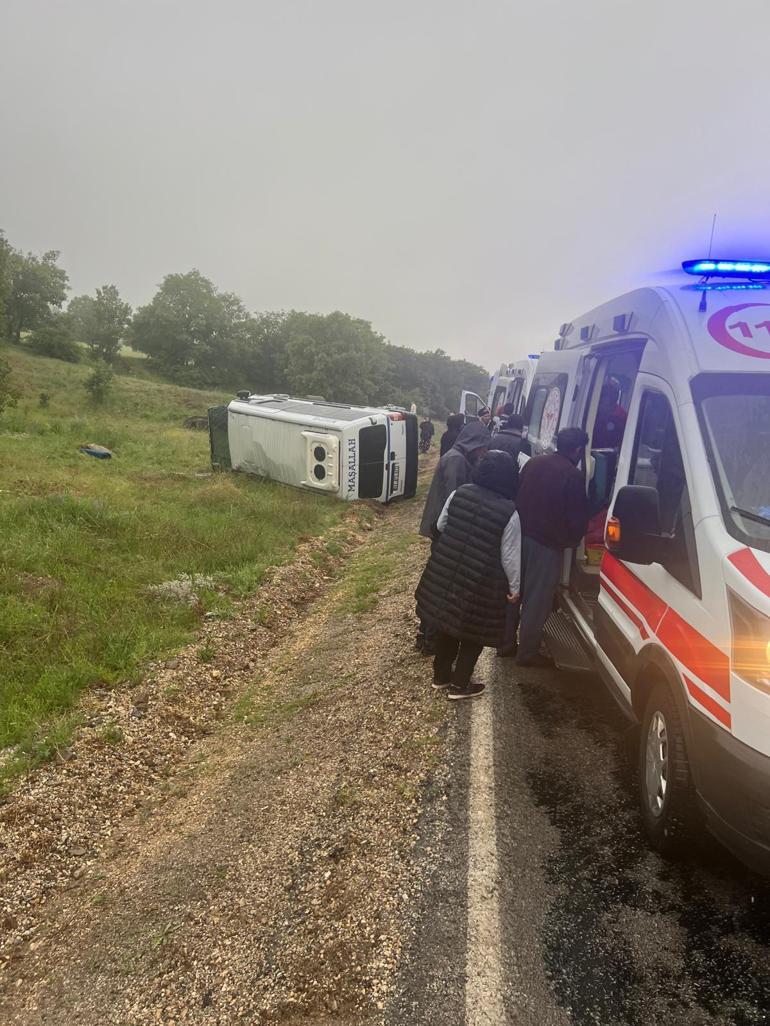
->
[[209, 394, 418, 503]]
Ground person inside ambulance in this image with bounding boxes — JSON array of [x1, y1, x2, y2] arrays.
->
[[592, 378, 628, 450]]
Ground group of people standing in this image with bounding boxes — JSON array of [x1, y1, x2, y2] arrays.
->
[[415, 408, 590, 700]]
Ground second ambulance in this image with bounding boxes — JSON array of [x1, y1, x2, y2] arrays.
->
[[526, 259, 770, 874]]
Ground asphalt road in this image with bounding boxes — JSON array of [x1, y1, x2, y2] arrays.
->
[[387, 654, 770, 1026]]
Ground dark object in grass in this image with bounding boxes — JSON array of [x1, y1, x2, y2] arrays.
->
[[183, 416, 209, 430], [78, 443, 113, 459]]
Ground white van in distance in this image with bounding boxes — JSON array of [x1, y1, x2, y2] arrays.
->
[[211, 394, 418, 503], [461, 354, 539, 423], [524, 258, 770, 874]]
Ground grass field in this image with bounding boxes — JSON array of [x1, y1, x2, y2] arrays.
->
[[0, 343, 345, 772]]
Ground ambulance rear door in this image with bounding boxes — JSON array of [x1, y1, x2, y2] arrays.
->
[[524, 349, 587, 454]]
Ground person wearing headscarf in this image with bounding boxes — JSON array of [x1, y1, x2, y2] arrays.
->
[[416, 450, 521, 699], [418, 420, 491, 539]]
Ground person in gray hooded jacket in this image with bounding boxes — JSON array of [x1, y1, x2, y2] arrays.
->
[[418, 421, 491, 539]]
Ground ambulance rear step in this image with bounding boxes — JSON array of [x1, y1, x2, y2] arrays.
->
[[543, 610, 594, 673]]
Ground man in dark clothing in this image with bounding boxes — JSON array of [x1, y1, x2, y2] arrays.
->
[[419, 420, 490, 538], [440, 413, 465, 456], [416, 450, 520, 699], [493, 413, 530, 465], [419, 415, 435, 451], [514, 426, 590, 666]]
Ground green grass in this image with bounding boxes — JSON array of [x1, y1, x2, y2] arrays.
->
[[333, 521, 421, 616], [0, 342, 344, 764], [334, 551, 392, 615]]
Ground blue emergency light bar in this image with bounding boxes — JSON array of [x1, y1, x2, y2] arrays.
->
[[683, 258, 770, 277], [684, 282, 767, 292]]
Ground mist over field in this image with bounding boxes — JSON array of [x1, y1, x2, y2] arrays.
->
[[3, 0, 770, 363]]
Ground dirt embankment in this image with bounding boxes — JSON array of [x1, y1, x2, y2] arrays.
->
[[0, 469, 449, 1025]]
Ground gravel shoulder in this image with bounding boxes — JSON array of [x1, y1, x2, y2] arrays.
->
[[0, 473, 447, 1025]]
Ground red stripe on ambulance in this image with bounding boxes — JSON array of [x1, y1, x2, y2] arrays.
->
[[601, 553, 731, 715], [600, 577, 649, 640], [602, 553, 667, 632], [684, 677, 732, 729], [657, 607, 730, 702], [728, 546, 770, 600]]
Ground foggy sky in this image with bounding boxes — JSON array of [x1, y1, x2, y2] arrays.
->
[[3, 0, 770, 371]]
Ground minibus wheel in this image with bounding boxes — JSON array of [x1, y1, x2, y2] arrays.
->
[[638, 680, 697, 855]]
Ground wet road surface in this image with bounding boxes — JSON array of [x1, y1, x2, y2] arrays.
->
[[388, 654, 770, 1026]]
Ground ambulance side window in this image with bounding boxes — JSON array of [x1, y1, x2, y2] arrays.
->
[[630, 392, 700, 595], [528, 387, 548, 438], [509, 379, 523, 413], [491, 385, 507, 416], [527, 375, 566, 453]]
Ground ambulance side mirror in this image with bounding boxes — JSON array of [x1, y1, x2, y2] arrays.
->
[[606, 485, 666, 565]]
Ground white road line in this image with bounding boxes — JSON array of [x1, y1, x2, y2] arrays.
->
[[466, 688, 506, 1026]]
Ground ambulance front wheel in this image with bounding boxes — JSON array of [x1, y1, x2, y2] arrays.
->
[[638, 680, 698, 856]]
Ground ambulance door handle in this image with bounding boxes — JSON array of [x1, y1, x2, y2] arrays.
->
[[390, 451, 396, 460]]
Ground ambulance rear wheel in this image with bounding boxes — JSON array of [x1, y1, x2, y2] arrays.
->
[[638, 680, 697, 856]]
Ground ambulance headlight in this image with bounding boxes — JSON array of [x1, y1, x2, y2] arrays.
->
[[729, 590, 770, 693]]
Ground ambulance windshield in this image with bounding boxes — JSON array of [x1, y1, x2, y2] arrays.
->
[[693, 374, 770, 553]]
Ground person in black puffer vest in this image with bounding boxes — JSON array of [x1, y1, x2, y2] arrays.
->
[[415, 450, 521, 700]]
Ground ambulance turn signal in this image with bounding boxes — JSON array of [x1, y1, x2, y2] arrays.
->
[[606, 517, 621, 549]]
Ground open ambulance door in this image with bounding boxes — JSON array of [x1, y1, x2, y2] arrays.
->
[[525, 348, 599, 670], [565, 341, 646, 629], [459, 389, 487, 422], [506, 375, 525, 416], [524, 348, 595, 608], [524, 349, 587, 455]]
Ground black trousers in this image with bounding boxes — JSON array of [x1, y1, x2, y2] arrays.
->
[[433, 632, 484, 686]]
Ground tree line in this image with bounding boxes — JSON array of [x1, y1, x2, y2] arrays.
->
[[0, 230, 488, 417]]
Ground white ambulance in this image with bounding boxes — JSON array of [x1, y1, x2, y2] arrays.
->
[[214, 394, 418, 503], [525, 259, 770, 874], [461, 354, 540, 424]]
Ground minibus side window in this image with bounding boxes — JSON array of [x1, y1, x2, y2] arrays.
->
[[630, 392, 700, 595]]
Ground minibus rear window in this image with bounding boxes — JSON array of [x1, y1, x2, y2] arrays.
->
[[358, 424, 387, 499]]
